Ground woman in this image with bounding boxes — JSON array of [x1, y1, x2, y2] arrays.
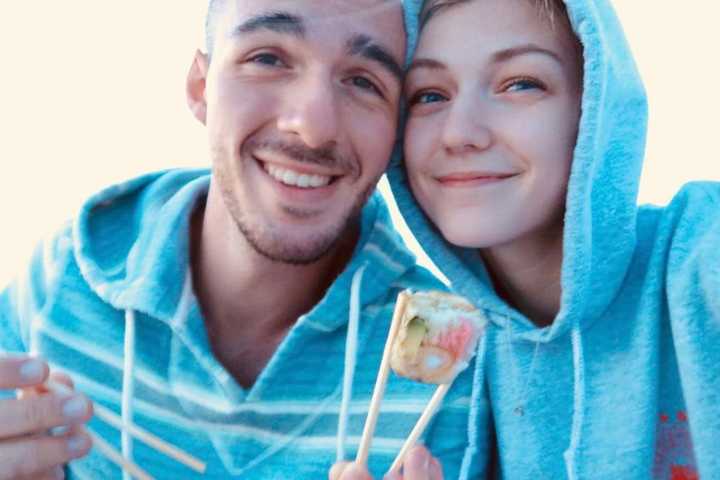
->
[[336, 0, 719, 478], [391, 0, 718, 478]]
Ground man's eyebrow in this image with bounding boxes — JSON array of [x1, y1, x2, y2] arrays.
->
[[347, 34, 404, 83], [492, 44, 563, 65], [406, 58, 446, 75], [232, 11, 305, 37]]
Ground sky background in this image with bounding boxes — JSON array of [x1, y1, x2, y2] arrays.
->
[[1, 1, 719, 287]]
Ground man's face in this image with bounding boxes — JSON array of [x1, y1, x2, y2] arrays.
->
[[192, 0, 405, 264]]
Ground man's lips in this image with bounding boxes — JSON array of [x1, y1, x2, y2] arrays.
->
[[435, 171, 519, 185], [255, 156, 343, 190]]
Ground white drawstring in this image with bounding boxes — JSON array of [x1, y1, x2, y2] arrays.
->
[[336, 264, 367, 462], [563, 326, 586, 480], [459, 332, 488, 480], [121, 309, 137, 480]]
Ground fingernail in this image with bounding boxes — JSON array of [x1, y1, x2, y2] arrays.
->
[[62, 395, 89, 420], [19, 359, 45, 382], [50, 425, 70, 436], [67, 434, 89, 456], [54, 465, 66, 479], [419, 451, 430, 470]]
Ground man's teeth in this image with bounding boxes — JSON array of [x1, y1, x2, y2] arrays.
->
[[265, 164, 332, 188]]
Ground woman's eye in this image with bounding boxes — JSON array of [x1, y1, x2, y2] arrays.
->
[[350, 76, 382, 96], [410, 91, 447, 105], [505, 78, 544, 92], [249, 53, 284, 67]]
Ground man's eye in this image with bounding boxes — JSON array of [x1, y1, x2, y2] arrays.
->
[[249, 53, 284, 67], [350, 76, 381, 96], [410, 91, 447, 105]]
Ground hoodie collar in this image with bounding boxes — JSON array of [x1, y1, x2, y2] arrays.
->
[[74, 169, 416, 331]]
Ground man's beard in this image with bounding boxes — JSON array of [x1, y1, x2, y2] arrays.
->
[[213, 139, 377, 265], [230, 193, 370, 265]]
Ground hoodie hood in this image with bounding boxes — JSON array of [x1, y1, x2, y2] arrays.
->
[[390, 0, 648, 342], [73, 169, 208, 323]]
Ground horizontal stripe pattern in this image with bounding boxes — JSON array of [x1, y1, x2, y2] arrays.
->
[[0, 170, 478, 479]]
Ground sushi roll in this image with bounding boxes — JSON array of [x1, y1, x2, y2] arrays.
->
[[390, 290, 486, 384]]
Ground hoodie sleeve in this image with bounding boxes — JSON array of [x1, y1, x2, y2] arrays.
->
[[0, 223, 73, 354], [665, 182, 720, 475]]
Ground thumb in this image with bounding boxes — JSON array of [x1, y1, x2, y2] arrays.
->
[[330, 462, 374, 480]]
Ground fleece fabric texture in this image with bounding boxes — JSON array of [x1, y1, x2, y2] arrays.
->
[[0, 169, 484, 479], [391, 0, 720, 478]]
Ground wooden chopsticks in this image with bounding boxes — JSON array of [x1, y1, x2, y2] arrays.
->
[[47, 381, 206, 478]]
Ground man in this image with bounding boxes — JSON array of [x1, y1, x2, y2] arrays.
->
[[0, 1, 480, 478]]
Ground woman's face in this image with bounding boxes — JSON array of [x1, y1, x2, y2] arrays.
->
[[404, 0, 582, 249]]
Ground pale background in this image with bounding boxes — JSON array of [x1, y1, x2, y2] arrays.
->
[[1, 2, 718, 288]]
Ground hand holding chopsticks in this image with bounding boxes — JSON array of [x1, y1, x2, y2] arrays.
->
[[47, 380, 206, 479], [0, 355, 93, 480], [330, 445, 444, 480]]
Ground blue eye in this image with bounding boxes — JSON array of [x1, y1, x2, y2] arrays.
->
[[505, 79, 544, 92], [411, 92, 447, 105]]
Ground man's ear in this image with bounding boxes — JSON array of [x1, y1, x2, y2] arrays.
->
[[187, 50, 209, 125]]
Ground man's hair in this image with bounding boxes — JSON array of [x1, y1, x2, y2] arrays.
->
[[421, 0, 571, 30], [205, 0, 226, 58]]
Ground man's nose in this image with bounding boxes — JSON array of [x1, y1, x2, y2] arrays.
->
[[276, 73, 341, 149]]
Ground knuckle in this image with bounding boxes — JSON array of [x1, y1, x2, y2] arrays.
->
[[32, 437, 70, 475], [23, 397, 52, 431]]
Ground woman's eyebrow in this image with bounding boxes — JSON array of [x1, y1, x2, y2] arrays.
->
[[406, 58, 446, 75], [492, 44, 563, 65]]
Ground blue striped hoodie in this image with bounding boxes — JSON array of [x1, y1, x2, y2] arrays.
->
[[0, 169, 484, 479], [391, 0, 720, 478]]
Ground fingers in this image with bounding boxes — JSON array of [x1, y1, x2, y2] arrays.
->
[[19, 371, 77, 399], [427, 456, 443, 480], [0, 391, 93, 439], [48, 372, 75, 391], [18, 465, 66, 480], [329, 462, 351, 480], [0, 429, 91, 480], [385, 446, 444, 480], [329, 448, 444, 480], [0, 356, 48, 389], [329, 462, 374, 480]]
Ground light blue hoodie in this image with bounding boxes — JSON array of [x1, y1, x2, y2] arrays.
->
[[392, 0, 720, 478], [0, 169, 484, 479]]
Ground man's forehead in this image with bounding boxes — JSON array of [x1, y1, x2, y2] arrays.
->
[[218, 0, 406, 53], [225, 0, 402, 19]]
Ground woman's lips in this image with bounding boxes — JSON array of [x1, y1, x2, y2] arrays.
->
[[435, 171, 519, 186]]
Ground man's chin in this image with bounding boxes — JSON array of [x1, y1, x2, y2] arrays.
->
[[230, 181, 371, 265], [252, 239, 337, 266], [236, 220, 348, 266]]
